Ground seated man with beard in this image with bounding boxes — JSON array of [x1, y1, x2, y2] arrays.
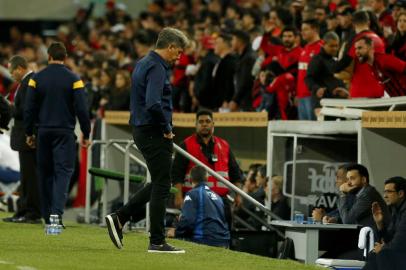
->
[[337, 164, 390, 238]]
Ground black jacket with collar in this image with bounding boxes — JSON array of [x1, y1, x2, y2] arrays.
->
[[379, 198, 406, 252], [10, 71, 34, 151]]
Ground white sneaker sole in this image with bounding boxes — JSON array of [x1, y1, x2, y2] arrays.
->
[[106, 215, 123, 249]]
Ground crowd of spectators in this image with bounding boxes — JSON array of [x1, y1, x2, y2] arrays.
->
[[0, 0, 405, 121]]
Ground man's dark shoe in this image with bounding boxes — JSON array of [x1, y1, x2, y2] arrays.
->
[[13, 216, 42, 224], [3, 215, 20, 223], [105, 213, 123, 249], [147, 243, 185, 254]]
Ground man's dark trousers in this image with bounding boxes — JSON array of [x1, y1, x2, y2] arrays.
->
[[37, 128, 76, 222], [117, 125, 173, 245], [18, 150, 41, 218]]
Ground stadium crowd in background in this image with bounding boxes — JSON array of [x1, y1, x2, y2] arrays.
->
[[0, 0, 405, 122]]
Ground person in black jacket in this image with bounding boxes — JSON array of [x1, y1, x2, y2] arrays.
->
[[24, 42, 91, 225], [212, 32, 237, 111], [193, 36, 220, 110], [229, 30, 256, 112], [305, 31, 348, 117], [363, 176, 406, 270], [3, 55, 41, 223]]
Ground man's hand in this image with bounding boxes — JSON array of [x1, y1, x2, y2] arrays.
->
[[167, 227, 175, 238], [26, 135, 36, 149], [339, 182, 356, 193], [323, 216, 337, 224], [174, 183, 183, 209], [164, 132, 175, 139], [81, 138, 91, 148], [316, 87, 326, 98], [372, 201, 384, 230], [312, 208, 325, 222], [229, 101, 239, 112], [373, 241, 385, 254], [234, 194, 242, 208], [332, 87, 349, 98], [191, 96, 199, 111]]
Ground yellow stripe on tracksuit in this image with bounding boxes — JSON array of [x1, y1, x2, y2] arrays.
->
[[28, 79, 36, 88], [73, 80, 84, 89]]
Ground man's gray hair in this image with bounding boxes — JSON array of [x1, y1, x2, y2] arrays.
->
[[9, 55, 28, 71], [323, 31, 340, 43], [155, 27, 189, 49]]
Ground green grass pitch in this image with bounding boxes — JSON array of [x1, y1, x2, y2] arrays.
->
[[0, 212, 320, 270]]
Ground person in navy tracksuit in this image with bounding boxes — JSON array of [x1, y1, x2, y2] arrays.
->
[[175, 166, 230, 247], [24, 42, 91, 224]]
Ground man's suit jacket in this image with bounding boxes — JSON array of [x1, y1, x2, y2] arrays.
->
[[10, 71, 34, 152], [338, 185, 390, 233], [380, 199, 406, 252]]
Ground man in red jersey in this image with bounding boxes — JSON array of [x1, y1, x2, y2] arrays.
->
[[355, 36, 406, 96], [297, 19, 323, 120], [265, 26, 302, 120], [336, 11, 386, 98]]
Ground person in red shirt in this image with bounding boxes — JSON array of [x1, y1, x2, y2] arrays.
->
[[265, 26, 302, 120], [297, 19, 323, 120], [336, 10, 386, 98], [355, 36, 406, 97]]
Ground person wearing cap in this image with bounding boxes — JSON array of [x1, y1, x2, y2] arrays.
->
[[24, 42, 91, 225], [363, 176, 406, 270]]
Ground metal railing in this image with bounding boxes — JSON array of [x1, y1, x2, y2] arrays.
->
[[85, 139, 284, 237], [84, 139, 149, 227]]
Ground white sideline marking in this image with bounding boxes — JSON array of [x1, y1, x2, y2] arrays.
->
[[17, 266, 37, 270], [0, 260, 13, 264]]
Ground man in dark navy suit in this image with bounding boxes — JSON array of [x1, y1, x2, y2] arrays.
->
[[105, 27, 189, 253], [3, 55, 41, 223]]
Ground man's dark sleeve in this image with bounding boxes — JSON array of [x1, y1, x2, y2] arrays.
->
[[145, 64, 171, 134], [171, 141, 189, 185], [224, 57, 237, 102], [24, 77, 39, 136], [381, 212, 406, 252], [232, 55, 255, 105], [334, 54, 353, 73], [228, 149, 242, 185], [338, 192, 371, 224], [305, 56, 323, 93], [73, 78, 91, 139]]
